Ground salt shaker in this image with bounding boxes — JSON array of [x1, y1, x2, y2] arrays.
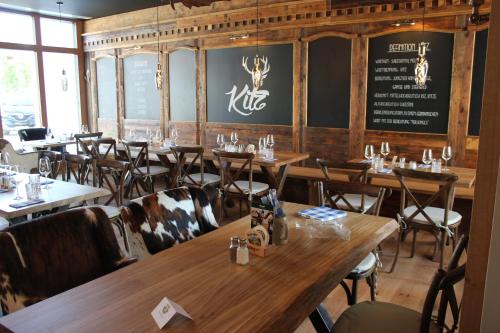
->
[[273, 216, 288, 245], [229, 236, 239, 263], [236, 239, 249, 265]]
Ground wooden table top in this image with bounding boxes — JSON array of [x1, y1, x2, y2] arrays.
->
[[20, 139, 75, 149], [0, 175, 110, 219], [0, 202, 397, 333]]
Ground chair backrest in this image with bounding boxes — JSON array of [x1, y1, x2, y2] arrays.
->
[[64, 153, 91, 184], [0, 139, 38, 173], [392, 168, 459, 228], [171, 145, 205, 187], [420, 235, 468, 333], [74, 132, 103, 155], [321, 180, 387, 215], [91, 138, 117, 160], [95, 159, 129, 206], [212, 149, 254, 198], [0, 207, 128, 314], [122, 140, 150, 176], [316, 159, 370, 183], [38, 150, 63, 179], [18, 128, 47, 142]]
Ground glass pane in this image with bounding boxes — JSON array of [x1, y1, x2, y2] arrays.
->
[[0, 49, 42, 145], [40, 17, 76, 48], [43, 52, 81, 135], [0, 11, 35, 45]]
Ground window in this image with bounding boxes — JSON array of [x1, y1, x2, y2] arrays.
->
[[0, 12, 35, 45], [40, 17, 77, 48], [0, 49, 42, 143]]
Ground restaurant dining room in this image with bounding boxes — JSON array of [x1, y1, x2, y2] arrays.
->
[[0, 0, 498, 332]]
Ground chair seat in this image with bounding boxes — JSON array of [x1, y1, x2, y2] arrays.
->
[[332, 301, 440, 333], [227, 180, 269, 195], [135, 165, 169, 176], [184, 173, 220, 186], [403, 206, 462, 226], [350, 252, 377, 275], [331, 193, 377, 212]]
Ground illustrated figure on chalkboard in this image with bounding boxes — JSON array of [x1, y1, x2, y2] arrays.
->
[[242, 55, 270, 89], [415, 42, 429, 87]]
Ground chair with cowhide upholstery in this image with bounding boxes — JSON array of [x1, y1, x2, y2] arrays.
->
[[117, 187, 218, 260], [0, 207, 136, 315]]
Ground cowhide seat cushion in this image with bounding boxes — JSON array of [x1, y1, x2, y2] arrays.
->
[[119, 187, 218, 260], [0, 207, 134, 314]]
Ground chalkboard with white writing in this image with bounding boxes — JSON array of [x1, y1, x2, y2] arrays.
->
[[308, 37, 351, 128], [366, 32, 454, 134], [468, 29, 488, 136], [123, 54, 161, 120], [96, 57, 117, 119], [207, 44, 293, 125], [169, 49, 196, 122]]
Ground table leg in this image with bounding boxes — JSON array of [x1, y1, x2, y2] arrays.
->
[[260, 164, 290, 199], [156, 154, 178, 188], [309, 303, 334, 333]]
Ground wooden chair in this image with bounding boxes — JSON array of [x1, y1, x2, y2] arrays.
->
[[212, 149, 269, 222], [18, 127, 47, 141], [74, 132, 103, 156], [170, 145, 220, 188], [37, 150, 64, 180], [331, 235, 468, 333], [90, 138, 118, 160], [390, 168, 461, 272], [64, 153, 92, 185], [122, 141, 169, 198], [320, 180, 388, 305], [94, 159, 129, 206], [317, 159, 376, 213]]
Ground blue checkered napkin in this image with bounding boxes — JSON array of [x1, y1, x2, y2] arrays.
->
[[298, 206, 348, 222]]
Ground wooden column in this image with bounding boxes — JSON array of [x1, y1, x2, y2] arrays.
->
[[162, 51, 169, 139], [116, 50, 125, 140], [448, 27, 474, 166], [292, 40, 302, 153], [349, 36, 368, 160], [461, 0, 500, 331], [196, 49, 207, 146], [299, 40, 308, 156], [88, 53, 99, 132]]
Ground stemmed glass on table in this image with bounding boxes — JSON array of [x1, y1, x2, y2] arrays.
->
[[12, 166, 23, 200], [170, 128, 179, 146], [38, 157, 51, 190], [442, 146, 452, 171], [380, 142, 390, 161], [217, 134, 225, 149], [364, 145, 375, 162], [230, 131, 238, 147], [422, 149, 433, 169]]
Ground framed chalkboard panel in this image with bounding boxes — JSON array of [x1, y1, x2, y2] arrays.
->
[[308, 37, 351, 128], [207, 44, 293, 125], [468, 29, 488, 136], [123, 54, 161, 120], [169, 49, 196, 122], [96, 57, 117, 119], [366, 32, 454, 134]]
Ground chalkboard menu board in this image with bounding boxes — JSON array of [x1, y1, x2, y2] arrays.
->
[[169, 49, 196, 122], [207, 44, 293, 125], [468, 29, 488, 136], [123, 54, 161, 120], [308, 37, 351, 128], [96, 57, 117, 119], [367, 32, 454, 134]]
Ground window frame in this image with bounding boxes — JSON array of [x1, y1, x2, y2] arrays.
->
[[0, 8, 87, 138]]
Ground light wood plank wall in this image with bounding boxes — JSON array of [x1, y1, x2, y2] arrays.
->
[[83, 0, 491, 168]]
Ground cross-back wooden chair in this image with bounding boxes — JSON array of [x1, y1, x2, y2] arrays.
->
[[212, 149, 269, 222], [64, 153, 91, 185], [171, 145, 220, 188], [390, 168, 461, 272], [91, 138, 118, 160], [75, 132, 103, 156], [122, 141, 169, 198], [38, 150, 64, 180], [319, 180, 388, 306], [317, 159, 374, 213], [331, 235, 468, 333], [94, 159, 129, 206]]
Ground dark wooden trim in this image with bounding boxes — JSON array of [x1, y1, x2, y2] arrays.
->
[[33, 14, 48, 128], [77, 20, 89, 128], [196, 49, 207, 146]]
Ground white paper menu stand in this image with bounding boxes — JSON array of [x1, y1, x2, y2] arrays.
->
[[151, 297, 193, 329]]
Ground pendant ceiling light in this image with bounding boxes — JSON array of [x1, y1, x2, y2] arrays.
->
[[251, 0, 264, 90], [57, 1, 68, 92], [155, 0, 163, 90], [414, 3, 429, 88]]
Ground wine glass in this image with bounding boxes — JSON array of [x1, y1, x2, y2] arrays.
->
[[442, 146, 452, 171], [216, 134, 225, 149], [380, 142, 390, 160], [364, 145, 375, 161], [129, 128, 136, 140], [12, 166, 23, 201], [170, 128, 179, 145], [267, 134, 275, 150], [422, 149, 433, 168], [81, 125, 88, 134], [231, 131, 238, 146], [38, 157, 51, 189]]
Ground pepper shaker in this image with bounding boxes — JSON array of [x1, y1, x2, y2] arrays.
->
[[229, 236, 239, 263]]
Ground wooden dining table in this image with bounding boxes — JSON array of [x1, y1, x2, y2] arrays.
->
[[117, 143, 309, 198], [0, 202, 397, 332], [0, 174, 110, 220]]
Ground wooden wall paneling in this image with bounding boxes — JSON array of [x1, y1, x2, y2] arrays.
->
[[461, 0, 500, 331], [349, 36, 368, 160], [292, 40, 301, 153], [299, 40, 308, 158], [448, 21, 475, 166], [88, 52, 99, 132], [161, 50, 168, 140], [304, 128, 350, 166], [76, 20, 89, 129], [196, 49, 206, 146]]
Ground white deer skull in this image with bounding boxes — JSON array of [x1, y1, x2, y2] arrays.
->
[[242, 55, 270, 89]]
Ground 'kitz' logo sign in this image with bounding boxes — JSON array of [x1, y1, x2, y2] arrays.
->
[[226, 56, 271, 116]]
